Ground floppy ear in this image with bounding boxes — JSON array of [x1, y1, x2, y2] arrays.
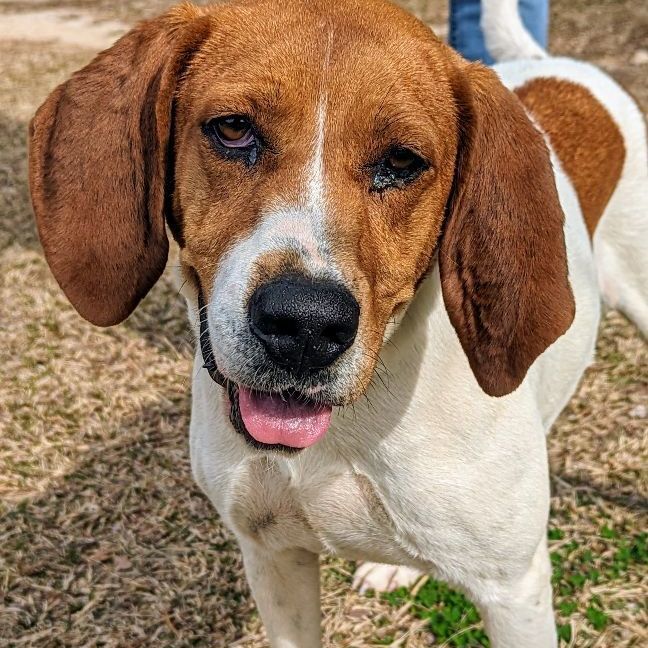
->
[[28, 5, 210, 326], [440, 63, 575, 397]]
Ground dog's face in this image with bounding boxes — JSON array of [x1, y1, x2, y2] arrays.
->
[[175, 1, 459, 409], [29, 0, 574, 451]]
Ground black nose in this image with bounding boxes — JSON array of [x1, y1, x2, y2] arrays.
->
[[249, 275, 360, 374]]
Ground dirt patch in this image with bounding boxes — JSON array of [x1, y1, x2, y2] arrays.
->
[[0, 9, 126, 48]]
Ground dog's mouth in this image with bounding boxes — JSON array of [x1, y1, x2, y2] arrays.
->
[[227, 383, 333, 452], [198, 289, 334, 452]]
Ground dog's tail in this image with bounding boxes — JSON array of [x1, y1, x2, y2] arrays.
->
[[481, 0, 548, 62]]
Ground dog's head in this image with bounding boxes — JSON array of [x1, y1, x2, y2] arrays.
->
[[29, 0, 574, 450]]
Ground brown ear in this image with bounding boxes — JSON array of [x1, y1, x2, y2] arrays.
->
[[440, 63, 575, 397], [28, 5, 210, 326]]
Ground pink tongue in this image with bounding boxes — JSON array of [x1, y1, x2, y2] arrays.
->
[[238, 387, 332, 448]]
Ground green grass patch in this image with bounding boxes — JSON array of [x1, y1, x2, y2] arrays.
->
[[379, 525, 647, 645], [384, 580, 487, 646]]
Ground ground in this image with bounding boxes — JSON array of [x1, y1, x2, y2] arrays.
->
[[0, 0, 646, 646]]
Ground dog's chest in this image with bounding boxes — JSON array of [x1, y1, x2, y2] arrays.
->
[[227, 456, 415, 564]]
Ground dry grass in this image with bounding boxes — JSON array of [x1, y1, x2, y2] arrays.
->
[[0, 1, 646, 646]]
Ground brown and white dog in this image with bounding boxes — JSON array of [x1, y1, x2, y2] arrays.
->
[[28, 0, 647, 645]]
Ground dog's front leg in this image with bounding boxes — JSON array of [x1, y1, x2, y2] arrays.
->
[[240, 541, 321, 648], [473, 538, 557, 648]]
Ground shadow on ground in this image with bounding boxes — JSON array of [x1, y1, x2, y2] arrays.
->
[[1, 398, 255, 646]]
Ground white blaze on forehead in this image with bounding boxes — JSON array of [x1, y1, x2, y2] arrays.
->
[[274, 95, 333, 269], [307, 97, 327, 215], [303, 27, 333, 248]]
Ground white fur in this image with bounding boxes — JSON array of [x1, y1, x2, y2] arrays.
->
[[481, 0, 547, 61], [187, 59, 648, 648], [308, 98, 327, 213], [352, 562, 423, 594]]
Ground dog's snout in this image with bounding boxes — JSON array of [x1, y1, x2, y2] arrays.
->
[[249, 275, 360, 374]]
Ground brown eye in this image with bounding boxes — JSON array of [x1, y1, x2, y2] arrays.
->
[[387, 147, 418, 170], [204, 114, 261, 166], [208, 115, 255, 148]]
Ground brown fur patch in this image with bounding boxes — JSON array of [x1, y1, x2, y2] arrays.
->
[[515, 78, 625, 238], [249, 250, 308, 292]]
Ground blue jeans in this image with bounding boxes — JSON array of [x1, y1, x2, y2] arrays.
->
[[449, 0, 548, 64]]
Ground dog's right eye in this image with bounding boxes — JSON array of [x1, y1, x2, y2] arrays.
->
[[212, 115, 254, 146], [369, 146, 429, 192], [203, 115, 261, 166]]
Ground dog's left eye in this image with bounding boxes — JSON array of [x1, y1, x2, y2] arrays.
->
[[371, 146, 428, 191], [203, 115, 260, 165]]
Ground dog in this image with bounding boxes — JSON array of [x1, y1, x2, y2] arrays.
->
[[28, 0, 647, 645]]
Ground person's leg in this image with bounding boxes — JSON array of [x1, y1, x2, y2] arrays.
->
[[450, 0, 549, 63]]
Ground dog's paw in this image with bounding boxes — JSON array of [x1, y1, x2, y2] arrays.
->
[[352, 562, 423, 594]]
